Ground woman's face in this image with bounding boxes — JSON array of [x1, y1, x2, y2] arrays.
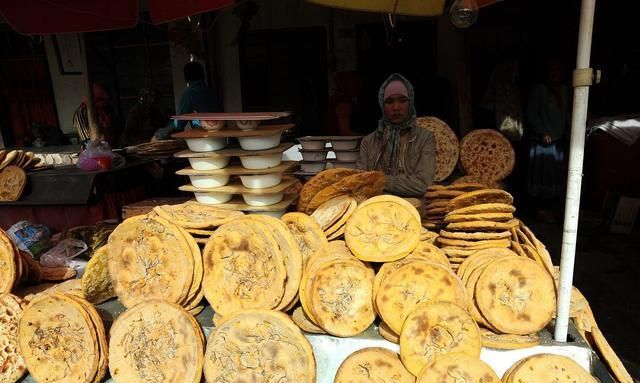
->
[[384, 95, 410, 124]]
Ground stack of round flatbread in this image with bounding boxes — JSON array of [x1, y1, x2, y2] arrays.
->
[[0, 149, 40, 171], [297, 241, 375, 337], [109, 300, 204, 383], [374, 257, 467, 342], [310, 195, 358, 240], [459, 129, 515, 182], [334, 347, 414, 383], [204, 310, 316, 383], [422, 182, 488, 231], [399, 301, 482, 376], [108, 214, 204, 314], [297, 168, 385, 214], [153, 201, 244, 245], [0, 165, 27, 202], [0, 229, 43, 293], [345, 195, 422, 262], [502, 354, 597, 383], [458, 250, 556, 335], [203, 215, 302, 317], [282, 212, 328, 269], [416, 352, 500, 382], [416, 116, 460, 182], [18, 293, 108, 383], [437, 189, 517, 270], [509, 219, 555, 276], [0, 293, 27, 383]]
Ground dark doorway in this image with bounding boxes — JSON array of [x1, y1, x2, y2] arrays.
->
[[240, 27, 328, 136]]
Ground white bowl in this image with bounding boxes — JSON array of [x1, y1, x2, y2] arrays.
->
[[188, 156, 230, 171], [238, 133, 281, 151], [189, 174, 230, 189], [299, 150, 328, 161], [236, 120, 260, 130], [242, 192, 284, 206], [249, 210, 286, 218], [193, 191, 233, 205], [334, 150, 359, 162], [300, 161, 326, 173], [331, 140, 360, 150], [200, 120, 225, 131], [239, 154, 282, 169], [239, 173, 282, 189], [186, 137, 228, 152]]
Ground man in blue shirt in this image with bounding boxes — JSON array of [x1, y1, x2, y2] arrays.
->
[[154, 62, 221, 140]]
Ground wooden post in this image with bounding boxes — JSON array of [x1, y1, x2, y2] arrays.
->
[[80, 33, 99, 141]]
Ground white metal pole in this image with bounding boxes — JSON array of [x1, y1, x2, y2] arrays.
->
[[554, 0, 596, 342]]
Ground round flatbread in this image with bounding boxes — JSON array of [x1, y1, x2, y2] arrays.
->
[[307, 171, 385, 213], [292, 306, 326, 334], [459, 129, 515, 181], [0, 165, 26, 201], [18, 293, 100, 383], [0, 293, 26, 383], [444, 212, 514, 223], [439, 229, 512, 240], [81, 245, 116, 305], [325, 198, 358, 237], [203, 218, 286, 316], [0, 230, 17, 293], [448, 203, 515, 216], [437, 237, 511, 249], [475, 257, 556, 334], [377, 261, 467, 334], [346, 197, 420, 262], [400, 301, 481, 376], [335, 347, 414, 383], [416, 116, 459, 182], [378, 321, 399, 344], [298, 168, 361, 213], [109, 300, 204, 383], [282, 212, 328, 269], [506, 354, 597, 383], [445, 219, 519, 232], [153, 201, 244, 229], [311, 195, 353, 230], [0, 150, 17, 170], [309, 259, 375, 337], [447, 189, 514, 211], [108, 215, 195, 308], [407, 241, 451, 268], [203, 310, 315, 383], [479, 328, 541, 349], [415, 352, 500, 383]]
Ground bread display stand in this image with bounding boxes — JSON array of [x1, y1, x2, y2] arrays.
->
[[19, 299, 612, 383]]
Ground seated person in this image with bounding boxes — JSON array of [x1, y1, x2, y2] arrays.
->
[[356, 73, 436, 197], [123, 88, 169, 146]]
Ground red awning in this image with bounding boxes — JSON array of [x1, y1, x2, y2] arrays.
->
[[0, 0, 233, 35]]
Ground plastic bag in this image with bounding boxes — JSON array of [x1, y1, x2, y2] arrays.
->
[[77, 140, 125, 171], [7, 221, 52, 256], [39, 238, 88, 268]]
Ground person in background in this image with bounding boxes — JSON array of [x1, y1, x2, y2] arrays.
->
[[73, 81, 120, 147], [525, 59, 571, 222], [326, 71, 363, 136], [123, 89, 168, 146], [356, 73, 436, 197], [154, 62, 221, 140]]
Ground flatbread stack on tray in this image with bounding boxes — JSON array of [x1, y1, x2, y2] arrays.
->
[[453, 174, 504, 190], [458, 250, 556, 335], [153, 201, 245, 244], [334, 347, 414, 383], [18, 293, 108, 383], [459, 129, 515, 182], [107, 214, 204, 314], [109, 300, 204, 383], [416, 353, 500, 383], [134, 139, 187, 157], [399, 301, 482, 376], [298, 241, 375, 337], [0, 149, 42, 172], [0, 293, 27, 383], [373, 256, 467, 341], [416, 116, 460, 182], [502, 354, 598, 383], [310, 194, 357, 240], [422, 182, 488, 231], [204, 310, 316, 383], [436, 188, 517, 270], [203, 215, 302, 317], [282, 212, 328, 269], [0, 165, 27, 201], [345, 195, 422, 262], [297, 168, 385, 214]]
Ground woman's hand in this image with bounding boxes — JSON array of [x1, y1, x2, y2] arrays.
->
[[543, 133, 552, 145]]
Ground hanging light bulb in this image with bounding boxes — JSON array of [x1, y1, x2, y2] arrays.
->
[[450, 0, 479, 28]]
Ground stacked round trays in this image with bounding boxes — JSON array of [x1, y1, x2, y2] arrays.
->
[[172, 112, 297, 218], [296, 136, 362, 177]]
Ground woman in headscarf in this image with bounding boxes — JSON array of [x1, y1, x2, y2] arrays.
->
[[356, 73, 436, 197]]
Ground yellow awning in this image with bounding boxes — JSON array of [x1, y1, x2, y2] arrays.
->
[[306, 0, 446, 16]]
